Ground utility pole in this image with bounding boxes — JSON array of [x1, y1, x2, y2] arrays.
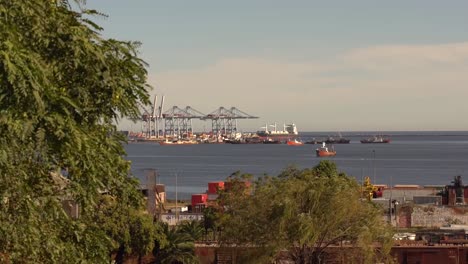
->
[[175, 172, 178, 224], [389, 176, 393, 224], [373, 150, 376, 184], [361, 167, 364, 199]]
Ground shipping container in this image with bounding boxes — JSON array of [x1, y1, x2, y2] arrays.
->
[[208, 181, 225, 194], [191, 193, 208, 207]]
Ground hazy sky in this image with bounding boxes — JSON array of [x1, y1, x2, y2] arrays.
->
[[87, 1, 468, 132]]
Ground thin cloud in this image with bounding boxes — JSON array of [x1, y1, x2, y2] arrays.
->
[[145, 42, 468, 131], [345, 42, 468, 65]]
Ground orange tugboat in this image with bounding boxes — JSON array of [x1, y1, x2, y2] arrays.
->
[[286, 139, 304, 146], [316, 142, 336, 157]]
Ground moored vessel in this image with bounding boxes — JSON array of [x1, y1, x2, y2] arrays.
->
[[257, 123, 298, 139], [225, 137, 262, 144], [262, 138, 281, 144], [360, 135, 390, 144], [316, 142, 336, 157], [159, 139, 198, 145], [319, 133, 350, 144], [304, 139, 318, 144], [286, 139, 304, 146], [135, 137, 165, 143], [324, 136, 350, 144]]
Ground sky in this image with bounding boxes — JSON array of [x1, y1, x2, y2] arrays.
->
[[87, 1, 468, 132]]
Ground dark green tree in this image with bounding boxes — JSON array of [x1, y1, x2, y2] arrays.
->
[[154, 223, 198, 264], [96, 199, 157, 264], [128, 211, 157, 264], [202, 206, 220, 241], [218, 161, 394, 264], [179, 220, 204, 242], [0, 0, 153, 262]]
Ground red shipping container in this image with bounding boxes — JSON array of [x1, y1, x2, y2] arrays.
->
[[191, 193, 208, 207], [208, 182, 225, 194]]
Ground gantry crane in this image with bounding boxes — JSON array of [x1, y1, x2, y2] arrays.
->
[[162, 106, 205, 138], [139, 95, 165, 138], [202, 107, 258, 137]]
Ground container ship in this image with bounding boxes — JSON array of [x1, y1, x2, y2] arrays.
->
[[256, 123, 298, 138]]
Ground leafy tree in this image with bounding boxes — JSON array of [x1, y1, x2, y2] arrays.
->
[[179, 220, 204, 242], [202, 206, 220, 241], [95, 199, 157, 264], [0, 0, 153, 262], [153, 223, 198, 264], [218, 161, 394, 264], [128, 211, 157, 264]]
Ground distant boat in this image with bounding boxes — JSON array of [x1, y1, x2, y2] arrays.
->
[[324, 136, 350, 144], [225, 138, 262, 144], [286, 139, 304, 146], [360, 135, 390, 144], [308, 137, 350, 144], [257, 123, 298, 138], [159, 139, 198, 145], [305, 139, 319, 144], [316, 142, 336, 157], [134, 137, 165, 143], [320, 132, 350, 144], [262, 138, 281, 144]]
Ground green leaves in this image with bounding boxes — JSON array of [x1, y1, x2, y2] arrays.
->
[[154, 222, 198, 264], [218, 164, 394, 264], [0, 1, 151, 263]]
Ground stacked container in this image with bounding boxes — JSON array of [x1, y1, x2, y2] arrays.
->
[[207, 181, 224, 200], [191, 193, 208, 213]]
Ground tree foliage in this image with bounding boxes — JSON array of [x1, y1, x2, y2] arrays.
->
[[153, 222, 198, 264], [179, 220, 204, 242], [93, 196, 158, 264], [0, 0, 152, 262], [202, 206, 220, 241], [218, 161, 394, 264]]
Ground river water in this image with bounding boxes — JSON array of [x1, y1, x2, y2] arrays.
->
[[124, 131, 468, 199]]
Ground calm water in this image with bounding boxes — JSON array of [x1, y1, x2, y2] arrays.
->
[[124, 131, 468, 199]]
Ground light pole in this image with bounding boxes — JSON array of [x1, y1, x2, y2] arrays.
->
[[361, 167, 364, 199], [392, 200, 399, 229], [372, 150, 376, 184], [389, 199, 392, 224], [175, 172, 178, 224]]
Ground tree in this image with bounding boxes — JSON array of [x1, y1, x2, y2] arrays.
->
[[0, 0, 152, 262], [179, 220, 204, 242], [218, 162, 394, 264], [128, 211, 157, 264], [202, 206, 220, 241], [153, 223, 198, 264], [94, 197, 157, 264]]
